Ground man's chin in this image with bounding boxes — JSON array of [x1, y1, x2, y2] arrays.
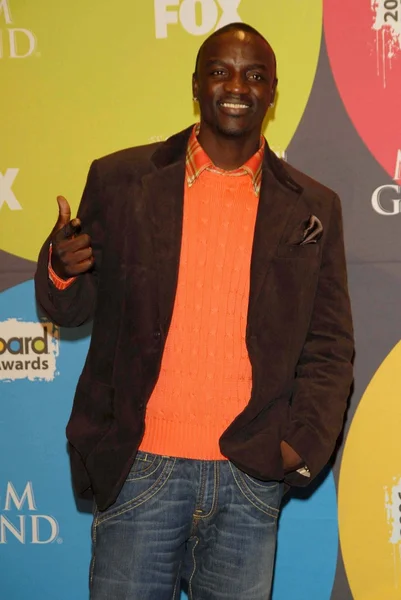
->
[[215, 122, 249, 138]]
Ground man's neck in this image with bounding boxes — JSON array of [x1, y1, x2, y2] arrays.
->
[[197, 124, 261, 171]]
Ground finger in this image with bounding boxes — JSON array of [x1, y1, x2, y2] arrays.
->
[[66, 232, 90, 250], [64, 257, 94, 277], [53, 218, 82, 242], [54, 196, 72, 232], [63, 218, 82, 239], [65, 247, 93, 265]]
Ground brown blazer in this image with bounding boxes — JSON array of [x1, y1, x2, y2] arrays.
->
[[35, 126, 354, 511]]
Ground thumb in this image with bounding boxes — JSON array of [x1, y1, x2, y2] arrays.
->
[[54, 195, 71, 232]]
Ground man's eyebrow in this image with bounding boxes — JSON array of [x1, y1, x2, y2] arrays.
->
[[204, 58, 226, 67], [245, 63, 269, 71], [204, 59, 268, 70]]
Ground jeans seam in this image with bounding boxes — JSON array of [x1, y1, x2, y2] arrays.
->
[[90, 517, 97, 589], [195, 461, 219, 520], [188, 536, 199, 600], [229, 462, 280, 519], [198, 462, 207, 510], [244, 473, 279, 489], [97, 457, 176, 525], [193, 462, 206, 520], [126, 455, 161, 481], [172, 559, 182, 600]]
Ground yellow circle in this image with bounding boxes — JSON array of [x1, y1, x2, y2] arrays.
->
[[32, 339, 45, 352], [338, 341, 401, 599], [0, 0, 322, 260]]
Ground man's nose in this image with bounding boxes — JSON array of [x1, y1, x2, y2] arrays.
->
[[224, 72, 250, 95]]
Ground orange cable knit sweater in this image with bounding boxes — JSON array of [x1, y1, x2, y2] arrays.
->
[[139, 169, 258, 459]]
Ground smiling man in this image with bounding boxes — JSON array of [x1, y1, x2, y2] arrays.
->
[[35, 23, 354, 600], [194, 25, 276, 150]]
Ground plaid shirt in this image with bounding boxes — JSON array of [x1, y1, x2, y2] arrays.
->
[[186, 124, 265, 197]]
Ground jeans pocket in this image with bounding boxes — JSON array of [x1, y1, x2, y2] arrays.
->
[[95, 455, 175, 525], [126, 451, 162, 480], [229, 463, 283, 519]]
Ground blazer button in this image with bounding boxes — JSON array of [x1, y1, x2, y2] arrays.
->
[[153, 330, 161, 340]]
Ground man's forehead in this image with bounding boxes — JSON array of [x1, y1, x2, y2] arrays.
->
[[199, 30, 274, 66]]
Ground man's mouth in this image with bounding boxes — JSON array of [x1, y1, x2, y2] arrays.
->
[[217, 100, 252, 116], [219, 101, 251, 109]]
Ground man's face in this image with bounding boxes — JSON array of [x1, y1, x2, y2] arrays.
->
[[193, 30, 277, 139]]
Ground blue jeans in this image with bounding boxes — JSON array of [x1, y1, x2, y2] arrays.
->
[[90, 451, 283, 600]]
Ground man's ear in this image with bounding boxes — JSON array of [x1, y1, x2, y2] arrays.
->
[[271, 78, 278, 105]]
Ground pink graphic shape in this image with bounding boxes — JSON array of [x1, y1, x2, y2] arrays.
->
[[324, 0, 401, 180]]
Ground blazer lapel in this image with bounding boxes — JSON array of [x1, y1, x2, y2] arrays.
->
[[248, 157, 302, 320], [143, 160, 186, 333]]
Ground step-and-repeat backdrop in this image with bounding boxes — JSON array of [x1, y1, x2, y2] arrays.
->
[[1, 1, 400, 599]]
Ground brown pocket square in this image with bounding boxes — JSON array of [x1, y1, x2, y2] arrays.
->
[[299, 215, 323, 245]]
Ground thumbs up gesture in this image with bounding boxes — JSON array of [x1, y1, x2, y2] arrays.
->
[[50, 196, 94, 279]]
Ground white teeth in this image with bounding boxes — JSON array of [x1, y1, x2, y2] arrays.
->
[[221, 102, 249, 109]]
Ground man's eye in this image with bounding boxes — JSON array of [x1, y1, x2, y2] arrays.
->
[[211, 69, 226, 76], [249, 73, 263, 81]]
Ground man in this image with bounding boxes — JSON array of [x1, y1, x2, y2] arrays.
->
[[35, 22, 354, 600]]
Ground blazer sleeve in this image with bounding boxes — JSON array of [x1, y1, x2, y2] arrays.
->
[[34, 160, 104, 327], [283, 193, 354, 485]]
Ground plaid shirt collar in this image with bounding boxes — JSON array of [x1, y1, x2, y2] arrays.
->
[[185, 124, 265, 197]]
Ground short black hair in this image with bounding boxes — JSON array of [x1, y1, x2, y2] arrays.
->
[[193, 22, 276, 77]]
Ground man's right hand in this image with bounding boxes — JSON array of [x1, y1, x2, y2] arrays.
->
[[50, 196, 94, 279]]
